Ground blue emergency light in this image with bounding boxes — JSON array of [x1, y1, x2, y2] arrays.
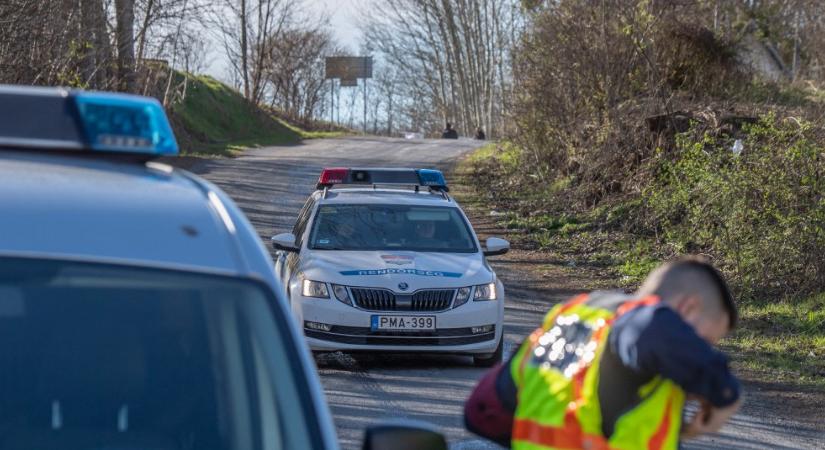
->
[[417, 169, 447, 187], [0, 85, 179, 156], [317, 168, 449, 191]]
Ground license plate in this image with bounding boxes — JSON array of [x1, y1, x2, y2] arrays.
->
[[371, 315, 436, 332]]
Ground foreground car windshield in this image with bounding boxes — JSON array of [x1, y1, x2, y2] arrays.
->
[[309, 204, 477, 252], [0, 257, 320, 450]]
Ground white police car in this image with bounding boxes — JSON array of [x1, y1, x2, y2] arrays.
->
[[0, 86, 447, 450], [271, 168, 510, 366]]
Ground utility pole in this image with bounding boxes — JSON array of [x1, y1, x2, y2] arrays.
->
[[363, 78, 367, 135], [329, 79, 334, 124]]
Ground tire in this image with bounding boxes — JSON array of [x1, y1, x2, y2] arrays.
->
[[473, 338, 503, 367]]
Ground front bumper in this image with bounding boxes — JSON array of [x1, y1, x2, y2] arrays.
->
[[292, 289, 504, 355], [306, 324, 496, 346]]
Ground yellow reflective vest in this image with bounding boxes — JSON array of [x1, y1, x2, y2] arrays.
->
[[510, 293, 685, 450]]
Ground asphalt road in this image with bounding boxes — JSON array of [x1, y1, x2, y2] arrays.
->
[[192, 136, 824, 450]]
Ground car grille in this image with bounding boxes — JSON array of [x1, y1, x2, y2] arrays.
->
[[351, 288, 396, 310], [412, 289, 454, 311], [350, 288, 455, 311]]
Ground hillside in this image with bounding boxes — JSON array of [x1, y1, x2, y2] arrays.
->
[[167, 74, 339, 156]]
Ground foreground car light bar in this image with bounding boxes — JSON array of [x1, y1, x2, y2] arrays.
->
[[74, 92, 178, 155], [0, 85, 179, 156], [316, 167, 449, 191]]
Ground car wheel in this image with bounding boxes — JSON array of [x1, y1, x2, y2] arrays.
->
[[473, 338, 503, 367]]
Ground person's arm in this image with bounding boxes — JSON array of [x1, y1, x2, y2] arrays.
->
[[609, 306, 740, 408], [610, 306, 743, 439]]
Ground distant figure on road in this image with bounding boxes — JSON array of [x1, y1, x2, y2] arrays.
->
[[441, 122, 459, 139], [465, 257, 742, 450], [475, 128, 486, 140]]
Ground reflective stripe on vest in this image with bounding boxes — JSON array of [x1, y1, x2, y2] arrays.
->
[[510, 293, 685, 450]]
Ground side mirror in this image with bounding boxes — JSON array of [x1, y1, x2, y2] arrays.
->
[[362, 420, 447, 450], [483, 237, 510, 257], [270, 232, 299, 253]]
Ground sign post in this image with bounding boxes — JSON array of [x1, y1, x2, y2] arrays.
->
[[324, 56, 373, 134]]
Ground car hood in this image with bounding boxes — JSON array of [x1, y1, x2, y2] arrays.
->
[[299, 250, 492, 290]]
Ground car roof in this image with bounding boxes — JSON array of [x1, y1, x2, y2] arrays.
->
[[0, 151, 273, 279], [313, 188, 457, 206]]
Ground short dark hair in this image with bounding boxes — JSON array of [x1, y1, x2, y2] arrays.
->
[[676, 258, 737, 329], [639, 256, 738, 329]]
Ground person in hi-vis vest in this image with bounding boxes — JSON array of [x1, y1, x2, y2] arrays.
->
[[465, 257, 742, 450]]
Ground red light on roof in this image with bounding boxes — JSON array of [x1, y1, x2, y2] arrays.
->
[[318, 167, 349, 186]]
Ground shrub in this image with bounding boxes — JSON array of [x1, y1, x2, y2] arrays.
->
[[645, 114, 825, 299]]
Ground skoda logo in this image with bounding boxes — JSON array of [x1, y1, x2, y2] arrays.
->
[[398, 282, 409, 291]]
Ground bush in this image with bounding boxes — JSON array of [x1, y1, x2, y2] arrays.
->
[[645, 115, 825, 299], [512, 1, 755, 208]]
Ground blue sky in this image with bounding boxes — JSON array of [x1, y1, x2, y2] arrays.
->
[[314, 0, 361, 51]]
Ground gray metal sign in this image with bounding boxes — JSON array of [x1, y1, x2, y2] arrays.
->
[[325, 57, 373, 80]]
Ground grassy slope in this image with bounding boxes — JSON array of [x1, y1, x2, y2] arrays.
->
[[458, 142, 825, 389], [169, 74, 344, 156]]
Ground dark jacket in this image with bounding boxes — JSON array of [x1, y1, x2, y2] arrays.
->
[[441, 128, 458, 139]]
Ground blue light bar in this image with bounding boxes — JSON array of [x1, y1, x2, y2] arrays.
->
[[0, 85, 179, 157], [73, 92, 179, 155], [417, 169, 448, 189]]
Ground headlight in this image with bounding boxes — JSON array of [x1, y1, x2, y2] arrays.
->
[[473, 282, 497, 301], [331, 284, 352, 305], [302, 279, 329, 298], [454, 286, 472, 307]]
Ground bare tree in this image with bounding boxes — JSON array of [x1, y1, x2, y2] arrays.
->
[[210, 0, 298, 104], [261, 25, 337, 124], [360, 0, 521, 137]]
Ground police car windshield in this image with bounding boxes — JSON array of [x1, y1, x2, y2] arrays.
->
[[309, 204, 477, 253], [0, 257, 321, 450]]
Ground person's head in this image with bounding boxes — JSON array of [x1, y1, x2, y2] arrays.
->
[[636, 257, 736, 345], [415, 220, 435, 239], [445, 122, 453, 130]]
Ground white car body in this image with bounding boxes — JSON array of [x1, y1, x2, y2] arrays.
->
[[274, 184, 507, 362]]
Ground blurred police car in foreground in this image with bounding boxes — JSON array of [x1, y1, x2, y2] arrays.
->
[[0, 86, 447, 450], [271, 167, 510, 366]]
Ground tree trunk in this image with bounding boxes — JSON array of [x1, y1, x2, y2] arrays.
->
[[240, 0, 250, 99], [136, 0, 155, 63], [79, 0, 97, 85], [115, 0, 136, 92], [79, 0, 112, 88]]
